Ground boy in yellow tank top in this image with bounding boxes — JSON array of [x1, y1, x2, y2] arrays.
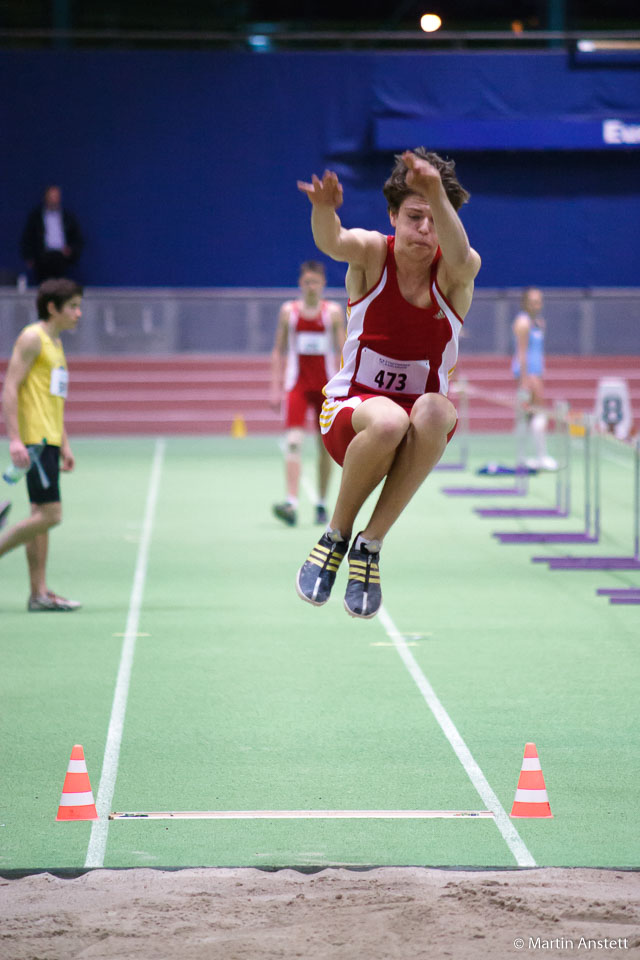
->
[[0, 278, 83, 611]]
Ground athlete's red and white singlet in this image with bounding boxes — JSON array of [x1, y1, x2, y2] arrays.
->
[[283, 301, 338, 429], [320, 236, 463, 463]]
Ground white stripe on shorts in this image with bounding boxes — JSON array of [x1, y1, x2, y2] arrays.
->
[[319, 396, 363, 436]]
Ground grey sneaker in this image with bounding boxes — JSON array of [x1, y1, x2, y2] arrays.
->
[[0, 500, 10, 530], [28, 591, 82, 612], [296, 530, 349, 606], [344, 534, 382, 619], [273, 502, 297, 526]]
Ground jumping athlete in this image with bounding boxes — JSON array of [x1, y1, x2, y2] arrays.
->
[[270, 260, 345, 526], [0, 277, 83, 611], [512, 287, 557, 471], [295, 149, 480, 619]]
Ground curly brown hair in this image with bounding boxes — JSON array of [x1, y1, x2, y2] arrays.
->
[[382, 147, 470, 213]]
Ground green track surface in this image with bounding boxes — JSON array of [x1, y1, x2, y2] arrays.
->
[[1, 434, 638, 871]]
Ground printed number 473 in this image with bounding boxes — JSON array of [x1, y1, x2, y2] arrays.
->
[[374, 370, 407, 391]]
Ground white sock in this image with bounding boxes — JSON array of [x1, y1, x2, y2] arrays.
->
[[530, 413, 547, 460], [354, 533, 382, 553], [326, 526, 347, 543]]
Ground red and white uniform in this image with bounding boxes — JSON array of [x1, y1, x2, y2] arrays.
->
[[284, 301, 337, 429], [320, 236, 462, 464]]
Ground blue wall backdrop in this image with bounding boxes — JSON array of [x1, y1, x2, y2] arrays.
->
[[1, 49, 639, 288]]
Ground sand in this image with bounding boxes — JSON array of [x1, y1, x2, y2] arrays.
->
[[1, 866, 639, 959]]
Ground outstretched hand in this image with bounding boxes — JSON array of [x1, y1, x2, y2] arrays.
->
[[401, 150, 442, 197], [297, 170, 344, 209]]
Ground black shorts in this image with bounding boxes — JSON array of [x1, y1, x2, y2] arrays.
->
[[26, 444, 61, 504]]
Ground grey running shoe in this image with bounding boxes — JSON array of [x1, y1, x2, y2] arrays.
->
[[0, 500, 10, 530], [344, 534, 382, 619], [273, 502, 297, 526], [28, 591, 82, 612], [296, 530, 349, 606], [315, 505, 329, 525]]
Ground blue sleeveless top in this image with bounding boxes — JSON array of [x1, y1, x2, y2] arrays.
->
[[512, 317, 544, 377]]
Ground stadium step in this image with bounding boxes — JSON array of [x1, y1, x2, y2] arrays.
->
[[1, 353, 638, 436]]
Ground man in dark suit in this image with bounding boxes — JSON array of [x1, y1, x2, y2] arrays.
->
[[21, 185, 84, 283]]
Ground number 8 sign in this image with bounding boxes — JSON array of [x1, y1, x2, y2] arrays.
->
[[594, 377, 632, 439]]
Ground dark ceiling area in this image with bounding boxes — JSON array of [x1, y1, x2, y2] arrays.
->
[[0, 0, 639, 34]]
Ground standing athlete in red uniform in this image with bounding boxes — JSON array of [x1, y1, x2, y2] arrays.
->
[[295, 149, 481, 619], [270, 261, 345, 526]]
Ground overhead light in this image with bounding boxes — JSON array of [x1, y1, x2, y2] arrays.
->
[[578, 39, 640, 51], [420, 13, 442, 33], [574, 38, 640, 65]]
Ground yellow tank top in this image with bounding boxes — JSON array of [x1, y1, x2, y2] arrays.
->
[[18, 323, 68, 446]]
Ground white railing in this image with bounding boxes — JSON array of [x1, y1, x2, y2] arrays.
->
[[1, 286, 639, 357]]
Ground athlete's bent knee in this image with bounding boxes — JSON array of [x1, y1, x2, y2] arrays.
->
[[285, 430, 303, 456], [363, 404, 410, 448], [411, 393, 457, 435]]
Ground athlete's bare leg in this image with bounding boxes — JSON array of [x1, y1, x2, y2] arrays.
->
[[284, 428, 303, 501], [26, 527, 50, 597], [361, 392, 457, 541], [316, 433, 332, 502], [329, 397, 411, 538], [0, 501, 61, 560], [522, 375, 556, 469], [528, 374, 544, 409]]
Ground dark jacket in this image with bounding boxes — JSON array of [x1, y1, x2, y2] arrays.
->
[[21, 205, 84, 264]]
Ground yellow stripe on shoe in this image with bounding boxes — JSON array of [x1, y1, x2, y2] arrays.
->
[[344, 533, 383, 619], [296, 531, 349, 607]]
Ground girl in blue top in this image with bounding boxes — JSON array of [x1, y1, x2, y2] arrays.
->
[[512, 288, 557, 471]]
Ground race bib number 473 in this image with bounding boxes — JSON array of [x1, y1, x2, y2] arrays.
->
[[357, 347, 429, 395]]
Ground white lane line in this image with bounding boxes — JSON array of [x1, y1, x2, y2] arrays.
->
[[109, 810, 495, 820], [301, 474, 317, 506], [378, 605, 536, 868], [84, 438, 166, 868]]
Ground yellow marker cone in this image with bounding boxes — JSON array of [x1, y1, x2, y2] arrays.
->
[[231, 414, 247, 438]]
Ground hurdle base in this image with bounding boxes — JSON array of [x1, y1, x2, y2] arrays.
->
[[476, 508, 568, 518], [596, 588, 640, 597], [443, 487, 526, 496], [547, 557, 640, 570], [494, 533, 598, 544]]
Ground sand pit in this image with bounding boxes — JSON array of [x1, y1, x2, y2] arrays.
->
[[1, 866, 639, 959]]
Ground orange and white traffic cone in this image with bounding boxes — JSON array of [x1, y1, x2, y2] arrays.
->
[[56, 745, 98, 821], [510, 742, 553, 818]]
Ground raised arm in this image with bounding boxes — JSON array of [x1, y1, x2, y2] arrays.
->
[[297, 170, 381, 268], [402, 151, 480, 309]]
